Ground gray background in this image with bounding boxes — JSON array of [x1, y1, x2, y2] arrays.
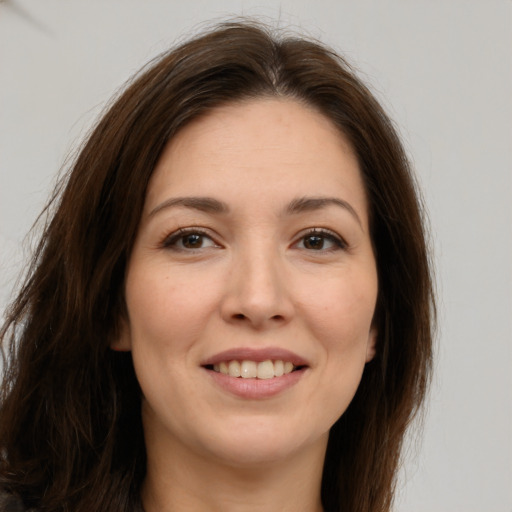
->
[[1, 1, 511, 510]]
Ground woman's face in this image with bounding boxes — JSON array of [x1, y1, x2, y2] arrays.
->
[[116, 98, 378, 468]]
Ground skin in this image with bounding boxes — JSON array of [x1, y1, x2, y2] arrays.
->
[[114, 98, 378, 512]]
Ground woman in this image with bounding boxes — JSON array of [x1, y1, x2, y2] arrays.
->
[[0, 21, 435, 512]]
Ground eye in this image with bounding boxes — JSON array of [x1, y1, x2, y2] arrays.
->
[[162, 228, 219, 251], [295, 229, 346, 251]]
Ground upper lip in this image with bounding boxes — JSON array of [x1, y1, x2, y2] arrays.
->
[[201, 347, 309, 367]]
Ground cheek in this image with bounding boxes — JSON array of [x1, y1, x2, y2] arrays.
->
[[300, 269, 377, 348], [297, 267, 377, 417], [125, 264, 219, 350], [124, 266, 215, 420]]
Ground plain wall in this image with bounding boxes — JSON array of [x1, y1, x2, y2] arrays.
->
[[1, 1, 511, 510]]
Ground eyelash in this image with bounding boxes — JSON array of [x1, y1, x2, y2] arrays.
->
[[161, 227, 218, 251], [296, 228, 348, 252], [160, 227, 347, 252]]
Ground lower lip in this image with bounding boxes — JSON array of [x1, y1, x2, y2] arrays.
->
[[205, 368, 307, 399]]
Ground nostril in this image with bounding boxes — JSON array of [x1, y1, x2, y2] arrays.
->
[[231, 313, 285, 323]]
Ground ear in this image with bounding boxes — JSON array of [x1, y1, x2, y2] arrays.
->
[[110, 318, 132, 352], [365, 326, 377, 363]]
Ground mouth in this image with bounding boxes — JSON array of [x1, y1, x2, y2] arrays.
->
[[204, 359, 307, 379], [201, 347, 310, 394]]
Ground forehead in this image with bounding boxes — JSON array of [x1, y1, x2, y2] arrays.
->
[[145, 98, 368, 226]]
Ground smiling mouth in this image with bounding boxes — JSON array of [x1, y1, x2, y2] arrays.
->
[[204, 360, 306, 379]]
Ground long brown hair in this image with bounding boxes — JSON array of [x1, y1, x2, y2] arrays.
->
[[0, 21, 435, 512]]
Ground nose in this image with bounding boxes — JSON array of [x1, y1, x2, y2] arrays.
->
[[220, 244, 294, 330]]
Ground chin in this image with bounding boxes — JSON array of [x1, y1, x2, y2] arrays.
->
[[199, 420, 326, 469]]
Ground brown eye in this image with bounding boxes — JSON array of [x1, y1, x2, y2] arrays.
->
[[182, 233, 204, 248], [163, 229, 218, 251], [296, 229, 346, 251], [303, 235, 325, 250]]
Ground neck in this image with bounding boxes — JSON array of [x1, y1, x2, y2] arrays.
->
[[141, 433, 327, 512]]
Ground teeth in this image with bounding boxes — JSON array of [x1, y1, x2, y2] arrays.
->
[[274, 360, 284, 377], [241, 360, 257, 378], [228, 360, 241, 377], [257, 360, 274, 379], [284, 361, 294, 374], [211, 359, 298, 379]]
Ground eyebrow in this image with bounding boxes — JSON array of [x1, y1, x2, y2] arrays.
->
[[149, 197, 229, 217], [286, 196, 362, 227], [149, 195, 362, 226]]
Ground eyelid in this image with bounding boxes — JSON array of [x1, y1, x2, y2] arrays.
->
[[159, 226, 347, 252], [160, 227, 221, 250], [293, 228, 348, 251]]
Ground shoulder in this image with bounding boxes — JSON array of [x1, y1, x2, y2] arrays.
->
[[0, 490, 30, 512]]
